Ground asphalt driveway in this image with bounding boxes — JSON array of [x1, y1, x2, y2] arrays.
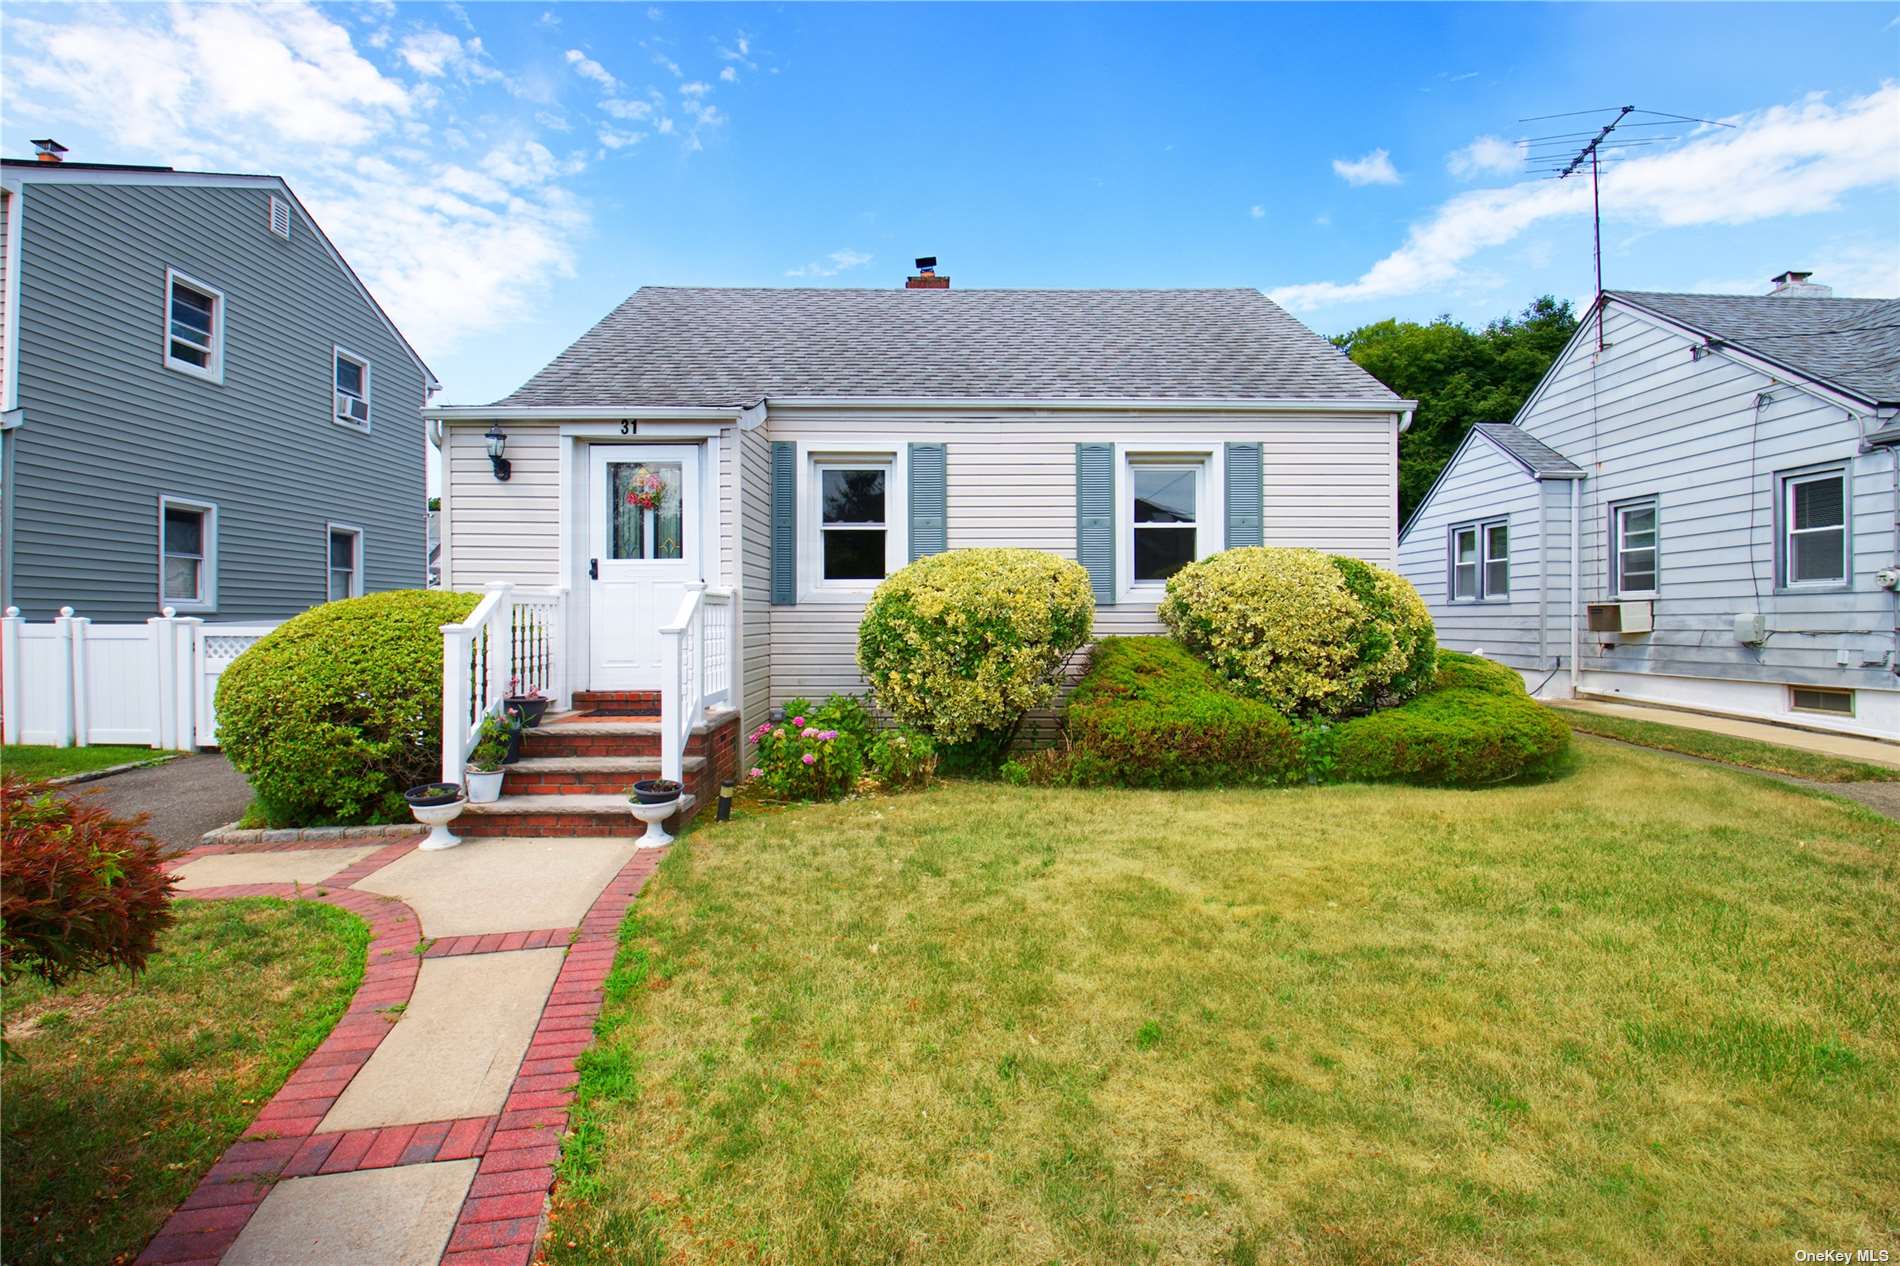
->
[[74, 753, 254, 854]]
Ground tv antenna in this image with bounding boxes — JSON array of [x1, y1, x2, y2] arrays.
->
[[1517, 105, 1735, 350]]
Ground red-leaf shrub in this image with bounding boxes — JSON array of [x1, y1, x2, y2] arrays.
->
[[1, 777, 177, 987]]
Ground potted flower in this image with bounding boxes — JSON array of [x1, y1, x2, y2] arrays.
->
[[505, 678, 550, 728], [464, 717, 512, 803], [404, 782, 467, 851], [626, 777, 682, 848]]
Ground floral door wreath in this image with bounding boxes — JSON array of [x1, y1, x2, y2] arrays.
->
[[623, 466, 667, 511]]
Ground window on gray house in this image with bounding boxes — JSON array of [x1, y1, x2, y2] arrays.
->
[[1611, 499, 1658, 596], [161, 502, 213, 608], [1449, 519, 1507, 600], [328, 527, 361, 601], [1782, 468, 1847, 586]]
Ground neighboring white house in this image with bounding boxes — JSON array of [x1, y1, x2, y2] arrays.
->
[[1399, 275, 1900, 740], [427, 268, 1415, 753]]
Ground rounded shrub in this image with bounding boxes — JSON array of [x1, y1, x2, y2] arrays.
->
[[217, 589, 481, 826], [1158, 547, 1436, 719], [1327, 687, 1570, 787], [1431, 649, 1531, 697], [857, 548, 1094, 747], [1065, 638, 1301, 788]]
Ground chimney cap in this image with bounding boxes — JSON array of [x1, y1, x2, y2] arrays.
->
[[30, 138, 68, 163], [914, 256, 937, 271], [1771, 270, 1813, 284]]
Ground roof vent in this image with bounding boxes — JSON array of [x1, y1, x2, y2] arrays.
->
[[1769, 270, 1832, 298], [30, 138, 67, 164], [906, 256, 949, 290]]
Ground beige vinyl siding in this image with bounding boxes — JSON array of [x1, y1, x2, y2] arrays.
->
[[444, 422, 561, 587], [737, 426, 773, 737], [760, 405, 1400, 711], [1521, 301, 1896, 690]]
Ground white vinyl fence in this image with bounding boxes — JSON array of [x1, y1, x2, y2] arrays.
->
[[1, 607, 277, 750]]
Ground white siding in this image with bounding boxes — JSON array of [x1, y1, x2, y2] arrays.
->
[[1397, 433, 1547, 670], [737, 425, 773, 738], [444, 423, 561, 587]]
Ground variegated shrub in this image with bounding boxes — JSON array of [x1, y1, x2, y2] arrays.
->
[[1158, 547, 1436, 719], [858, 548, 1095, 745]]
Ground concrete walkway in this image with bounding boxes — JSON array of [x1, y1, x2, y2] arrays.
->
[[140, 832, 661, 1266], [1553, 697, 1900, 770]]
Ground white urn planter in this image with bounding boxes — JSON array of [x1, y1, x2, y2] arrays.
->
[[628, 778, 683, 848], [405, 784, 468, 851]]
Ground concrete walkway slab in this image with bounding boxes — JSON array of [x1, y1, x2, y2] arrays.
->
[[355, 835, 637, 938], [172, 845, 380, 891], [223, 1158, 476, 1266], [319, 947, 565, 1132], [1556, 698, 1900, 769]]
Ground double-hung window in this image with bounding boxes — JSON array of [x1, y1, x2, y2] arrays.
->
[[1780, 467, 1847, 588], [164, 269, 224, 382], [159, 497, 216, 612], [1130, 462, 1200, 584], [1610, 498, 1659, 597], [327, 525, 363, 601], [334, 347, 371, 430], [1449, 519, 1509, 600], [818, 462, 889, 583]]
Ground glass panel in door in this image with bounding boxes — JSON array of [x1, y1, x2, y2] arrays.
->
[[608, 462, 685, 561]]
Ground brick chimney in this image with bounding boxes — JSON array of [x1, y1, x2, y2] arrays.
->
[[30, 138, 67, 164], [1769, 270, 1833, 298], [905, 256, 949, 289]]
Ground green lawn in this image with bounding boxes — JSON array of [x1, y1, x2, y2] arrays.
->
[[1557, 709, 1900, 783], [548, 744, 1898, 1266], [1, 898, 367, 1266], [2, 745, 176, 782]]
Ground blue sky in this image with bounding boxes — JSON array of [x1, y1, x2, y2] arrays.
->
[[4, 2, 1897, 406]]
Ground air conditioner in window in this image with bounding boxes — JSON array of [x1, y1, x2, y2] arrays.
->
[[336, 392, 369, 425], [1586, 600, 1652, 634]]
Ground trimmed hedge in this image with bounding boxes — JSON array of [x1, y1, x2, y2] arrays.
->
[[858, 548, 1094, 747], [1060, 644, 1568, 790], [1065, 638, 1301, 788], [217, 590, 482, 826], [1159, 547, 1437, 719]]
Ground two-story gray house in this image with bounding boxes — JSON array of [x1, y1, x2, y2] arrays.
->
[[0, 143, 436, 622], [1399, 274, 1899, 741]]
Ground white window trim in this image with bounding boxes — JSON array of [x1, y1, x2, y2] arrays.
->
[[801, 448, 905, 600], [1116, 444, 1224, 604], [1447, 517, 1509, 602], [1777, 465, 1850, 592], [158, 495, 218, 614], [326, 521, 365, 602], [163, 268, 225, 384], [1610, 496, 1660, 599], [333, 344, 371, 432]]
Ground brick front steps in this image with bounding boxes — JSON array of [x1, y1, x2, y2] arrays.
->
[[568, 689, 660, 716], [464, 705, 740, 839]]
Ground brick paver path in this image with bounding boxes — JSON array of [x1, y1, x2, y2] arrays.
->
[[134, 834, 663, 1266]]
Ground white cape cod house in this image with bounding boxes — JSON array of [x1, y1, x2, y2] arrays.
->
[[1398, 276, 1900, 740], [425, 272, 1413, 833]]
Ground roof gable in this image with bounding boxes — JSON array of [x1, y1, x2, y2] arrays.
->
[[495, 286, 1403, 409]]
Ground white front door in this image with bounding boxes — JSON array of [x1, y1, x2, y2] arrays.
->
[[586, 444, 702, 689]]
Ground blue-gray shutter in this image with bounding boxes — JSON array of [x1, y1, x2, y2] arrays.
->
[[1225, 442, 1263, 548], [908, 443, 947, 561], [770, 441, 796, 605], [1075, 443, 1115, 605]]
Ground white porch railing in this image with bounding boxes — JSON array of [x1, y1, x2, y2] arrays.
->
[[657, 585, 734, 784], [439, 583, 570, 785]]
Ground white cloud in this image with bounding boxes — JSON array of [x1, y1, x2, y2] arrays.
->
[[1332, 147, 1401, 186], [1272, 84, 1900, 312], [1447, 134, 1524, 180], [719, 66, 737, 83], [599, 97, 653, 120], [785, 248, 873, 279], [537, 10, 560, 26], [564, 48, 617, 91], [1249, 205, 1264, 219], [653, 52, 681, 77], [598, 127, 645, 150], [3, 2, 588, 355], [680, 80, 711, 97]]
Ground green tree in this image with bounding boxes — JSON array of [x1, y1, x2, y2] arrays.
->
[[1335, 296, 1579, 520]]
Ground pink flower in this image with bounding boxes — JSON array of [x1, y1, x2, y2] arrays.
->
[[801, 753, 816, 765], [820, 729, 839, 741], [748, 767, 764, 778], [791, 715, 806, 727]]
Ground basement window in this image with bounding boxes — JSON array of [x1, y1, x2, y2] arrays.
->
[[1789, 686, 1853, 717]]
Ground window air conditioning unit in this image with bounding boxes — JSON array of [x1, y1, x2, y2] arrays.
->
[[336, 392, 369, 426], [1586, 600, 1653, 635]]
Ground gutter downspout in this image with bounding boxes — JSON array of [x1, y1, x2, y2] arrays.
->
[[1569, 477, 1581, 699]]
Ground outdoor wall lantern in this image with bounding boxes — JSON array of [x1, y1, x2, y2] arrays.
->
[[484, 423, 512, 482]]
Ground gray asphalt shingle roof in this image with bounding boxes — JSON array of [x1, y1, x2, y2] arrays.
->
[[1609, 290, 1900, 406], [495, 287, 1401, 408], [1471, 423, 1584, 478]]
